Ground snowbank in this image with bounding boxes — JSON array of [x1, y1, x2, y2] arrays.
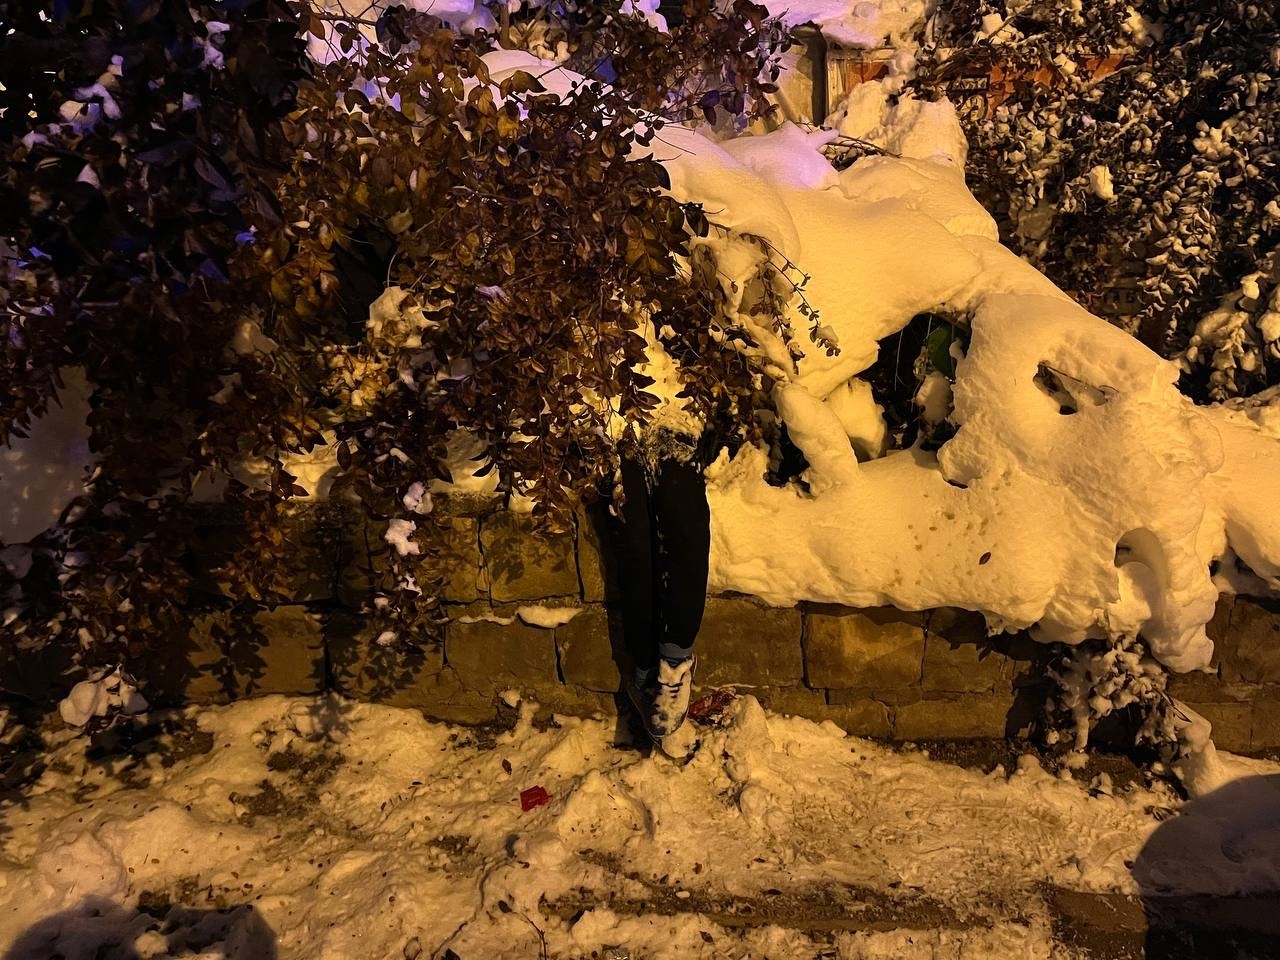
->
[[669, 130, 1270, 672], [6, 695, 1274, 958]]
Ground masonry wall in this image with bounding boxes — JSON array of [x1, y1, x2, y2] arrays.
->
[[4, 498, 1279, 751]]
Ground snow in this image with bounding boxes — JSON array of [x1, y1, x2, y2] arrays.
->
[[402, 480, 432, 516], [828, 81, 970, 167], [223, 431, 344, 501], [826, 378, 888, 459], [365, 285, 428, 344], [913, 370, 951, 425], [762, 0, 927, 50], [1198, 391, 1280, 590], [56, 669, 148, 728], [615, 93, 1280, 675], [1088, 163, 1117, 201], [428, 430, 501, 499], [980, 13, 1006, 37], [3, 695, 1277, 959], [228, 317, 277, 356], [384, 518, 420, 557], [515, 605, 582, 629]]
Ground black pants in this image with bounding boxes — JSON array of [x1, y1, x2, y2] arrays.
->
[[597, 456, 710, 672]]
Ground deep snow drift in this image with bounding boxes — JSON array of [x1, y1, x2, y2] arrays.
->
[[3, 694, 1279, 959]]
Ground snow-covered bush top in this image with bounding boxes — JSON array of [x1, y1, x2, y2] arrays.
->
[[909, 0, 1280, 402]]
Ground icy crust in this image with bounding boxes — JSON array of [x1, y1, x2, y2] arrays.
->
[[664, 122, 1280, 672]]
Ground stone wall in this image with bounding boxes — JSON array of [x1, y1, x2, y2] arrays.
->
[[5, 499, 1280, 751]]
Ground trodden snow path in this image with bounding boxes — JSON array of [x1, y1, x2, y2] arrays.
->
[[2, 695, 1278, 959]]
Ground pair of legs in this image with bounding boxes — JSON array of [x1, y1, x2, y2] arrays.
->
[[599, 455, 710, 679]]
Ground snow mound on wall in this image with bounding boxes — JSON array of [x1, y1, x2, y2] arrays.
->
[[646, 123, 1280, 673], [762, 0, 928, 49], [829, 81, 970, 167]]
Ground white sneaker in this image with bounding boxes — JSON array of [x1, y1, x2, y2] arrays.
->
[[650, 656, 695, 739], [626, 656, 697, 741]]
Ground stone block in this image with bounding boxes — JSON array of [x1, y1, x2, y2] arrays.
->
[[329, 615, 500, 723], [1166, 671, 1236, 702], [927, 607, 989, 646], [753, 685, 829, 719], [522, 684, 617, 721], [1181, 701, 1252, 753], [440, 517, 489, 602], [327, 611, 446, 705], [829, 685, 922, 707], [576, 509, 618, 603], [824, 698, 893, 738], [893, 693, 1016, 740], [1251, 701, 1280, 751], [339, 516, 487, 606], [804, 606, 924, 689], [554, 604, 622, 693], [187, 502, 355, 603], [723, 687, 890, 737], [445, 611, 560, 690], [228, 605, 326, 697], [695, 597, 804, 686], [1206, 595, 1234, 647], [480, 511, 579, 602], [144, 613, 235, 706], [417, 668, 503, 724], [1223, 597, 1280, 684], [743, 687, 892, 736], [922, 635, 1010, 694], [435, 491, 502, 519]]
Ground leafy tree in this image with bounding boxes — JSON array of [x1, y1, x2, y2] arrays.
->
[[1, 0, 312, 673], [246, 1, 793, 638]]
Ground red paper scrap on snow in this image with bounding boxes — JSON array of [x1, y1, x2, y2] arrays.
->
[[520, 786, 550, 811], [688, 690, 736, 722]]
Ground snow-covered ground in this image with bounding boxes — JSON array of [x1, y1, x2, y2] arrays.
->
[[3, 694, 1278, 959]]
